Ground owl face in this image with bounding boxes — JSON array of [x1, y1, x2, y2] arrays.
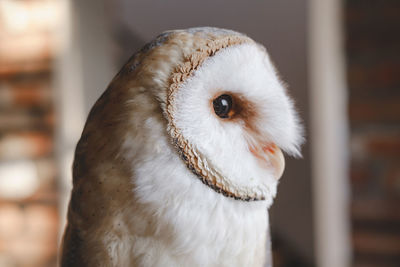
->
[[166, 35, 303, 202]]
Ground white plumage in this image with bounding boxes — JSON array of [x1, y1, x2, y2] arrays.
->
[[60, 27, 303, 267]]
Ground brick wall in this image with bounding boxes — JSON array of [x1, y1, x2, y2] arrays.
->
[[346, 0, 400, 266], [0, 1, 60, 266]]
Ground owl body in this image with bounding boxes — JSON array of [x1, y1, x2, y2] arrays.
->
[[61, 28, 302, 267]]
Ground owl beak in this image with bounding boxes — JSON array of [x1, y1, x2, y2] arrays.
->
[[249, 143, 285, 180]]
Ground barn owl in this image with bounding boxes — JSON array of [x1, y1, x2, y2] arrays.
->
[[60, 27, 303, 267]]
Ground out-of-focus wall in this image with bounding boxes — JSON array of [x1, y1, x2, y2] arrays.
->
[[0, 1, 62, 266], [346, 0, 400, 265], [0, 1, 315, 266], [3, 0, 399, 266]]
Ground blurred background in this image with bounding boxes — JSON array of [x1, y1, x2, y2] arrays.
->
[[0, 0, 399, 266]]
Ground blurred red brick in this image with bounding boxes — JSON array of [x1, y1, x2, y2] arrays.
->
[[0, 79, 52, 109], [351, 132, 400, 159], [346, 0, 400, 264], [0, 1, 61, 266], [0, 110, 54, 132], [384, 164, 400, 197], [0, 35, 53, 68], [29, 159, 58, 202], [352, 198, 400, 222], [0, 61, 52, 77], [348, 62, 400, 92], [353, 262, 397, 267], [346, 1, 400, 55], [346, 4, 400, 26], [349, 98, 400, 124], [0, 132, 53, 160], [0, 204, 24, 241], [353, 230, 400, 256], [0, 203, 59, 267], [365, 135, 400, 159], [0, 0, 61, 77], [350, 162, 374, 189]]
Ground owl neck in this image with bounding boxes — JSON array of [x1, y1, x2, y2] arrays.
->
[[128, 151, 273, 266]]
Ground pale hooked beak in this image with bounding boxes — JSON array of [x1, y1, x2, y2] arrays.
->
[[248, 143, 285, 180]]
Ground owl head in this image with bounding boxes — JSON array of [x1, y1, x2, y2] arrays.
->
[[118, 27, 304, 203], [97, 27, 303, 206]]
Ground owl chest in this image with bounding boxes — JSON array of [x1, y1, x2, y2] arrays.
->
[[103, 151, 270, 266], [113, 199, 269, 267]]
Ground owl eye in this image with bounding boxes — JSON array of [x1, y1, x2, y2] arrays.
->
[[213, 94, 234, 119]]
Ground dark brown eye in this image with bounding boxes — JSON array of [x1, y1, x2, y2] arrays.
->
[[213, 94, 233, 118]]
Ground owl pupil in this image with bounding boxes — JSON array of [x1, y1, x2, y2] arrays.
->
[[213, 94, 233, 118]]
